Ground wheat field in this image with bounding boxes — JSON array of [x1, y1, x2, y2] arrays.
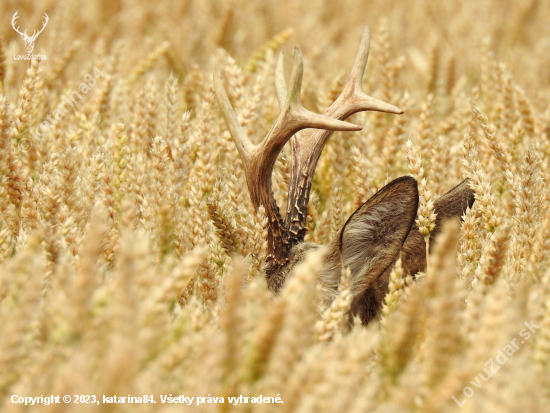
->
[[1, 0, 550, 412]]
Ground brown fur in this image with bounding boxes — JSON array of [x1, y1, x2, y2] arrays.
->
[[400, 179, 475, 276]]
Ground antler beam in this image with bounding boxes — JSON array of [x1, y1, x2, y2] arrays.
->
[[277, 27, 404, 247], [214, 46, 362, 267]]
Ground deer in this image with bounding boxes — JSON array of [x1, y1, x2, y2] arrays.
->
[[12, 11, 49, 54], [213, 27, 474, 325]]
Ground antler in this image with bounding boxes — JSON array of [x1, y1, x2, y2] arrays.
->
[[214, 46, 362, 268], [29, 13, 49, 41], [11, 11, 49, 40], [11, 11, 26, 37], [277, 27, 404, 247]]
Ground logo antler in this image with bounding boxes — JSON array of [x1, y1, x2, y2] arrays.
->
[[12, 11, 49, 54]]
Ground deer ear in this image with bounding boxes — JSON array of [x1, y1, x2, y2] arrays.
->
[[432, 178, 475, 220], [400, 178, 475, 276], [327, 177, 419, 299]]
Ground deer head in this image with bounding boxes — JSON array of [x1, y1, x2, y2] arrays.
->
[[12, 11, 49, 54], [214, 27, 474, 325]]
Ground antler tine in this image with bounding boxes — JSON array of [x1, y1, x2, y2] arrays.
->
[[213, 68, 254, 166], [347, 26, 371, 88], [38, 14, 49, 34], [12, 11, 25, 36], [329, 27, 403, 118], [336, 26, 404, 118]]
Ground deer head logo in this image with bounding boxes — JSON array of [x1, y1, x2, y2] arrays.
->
[[12, 11, 49, 54]]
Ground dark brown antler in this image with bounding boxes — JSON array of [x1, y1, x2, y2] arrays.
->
[[275, 27, 404, 249], [213, 46, 362, 269]]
